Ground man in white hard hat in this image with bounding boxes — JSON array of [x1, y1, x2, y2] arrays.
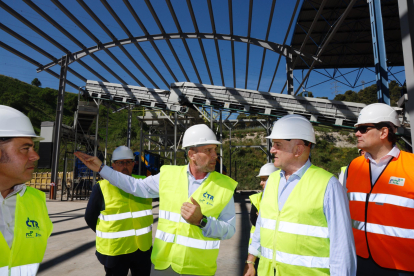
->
[[75, 124, 237, 276], [85, 146, 153, 276], [0, 105, 53, 275], [248, 163, 279, 245], [248, 163, 279, 270], [243, 114, 356, 276], [344, 103, 414, 275]]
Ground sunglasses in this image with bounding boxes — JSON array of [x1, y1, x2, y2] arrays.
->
[[114, 160, 134, 166], [354, 125, 377, 134]]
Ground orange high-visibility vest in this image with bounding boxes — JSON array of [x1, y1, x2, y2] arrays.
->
[[346, 151, 414, 271]]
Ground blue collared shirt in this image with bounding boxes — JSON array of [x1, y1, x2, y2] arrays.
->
[[100, 165, 236, 240], [248, 160, 357, 276]]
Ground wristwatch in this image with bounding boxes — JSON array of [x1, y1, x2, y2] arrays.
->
[[198, 215, 208, 229]]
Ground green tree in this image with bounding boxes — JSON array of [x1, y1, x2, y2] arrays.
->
[[333, 81, 402, 106], [31, 78, 41, 87], [298, 91, 314, 97]]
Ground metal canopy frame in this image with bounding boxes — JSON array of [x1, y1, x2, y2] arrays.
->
[[1, 0, 413, 200], [2, 0, 321, 93]]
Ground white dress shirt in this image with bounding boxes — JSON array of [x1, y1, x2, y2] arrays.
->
[[248, 160, 357, 276], [100, 165, 236, 240], [0, 184, 27, 248], [342, 146, 400, 187]]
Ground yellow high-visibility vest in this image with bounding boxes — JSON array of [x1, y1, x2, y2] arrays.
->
[[152, 165, 237, 275], [248, 192, 262, 245], [0, 187, 53, 276], [96, 174, 153, 256], [258, 165, 332, 276]]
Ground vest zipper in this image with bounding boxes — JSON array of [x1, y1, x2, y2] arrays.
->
[[364, 158, 393, 259]]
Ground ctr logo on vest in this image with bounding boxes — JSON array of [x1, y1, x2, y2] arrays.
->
[[26, 217, 41, 238], [389, 176, 405, 187], [202, 192, 214, 206]]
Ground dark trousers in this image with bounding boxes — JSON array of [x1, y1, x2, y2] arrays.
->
[[103, 247, 152, 276], [357, 256, 414, 276]]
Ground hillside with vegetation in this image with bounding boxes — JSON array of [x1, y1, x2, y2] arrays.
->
[[0, 75, 406, 190]]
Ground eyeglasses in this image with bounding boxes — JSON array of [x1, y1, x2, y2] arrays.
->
[[114, 160, 134, 166], [354, 125, 376, 134]]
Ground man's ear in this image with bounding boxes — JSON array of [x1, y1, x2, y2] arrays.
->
[[380, 127, 389, 141], [0, 148, 2, 161], [188, 149, 195, 161], [294, 144, 304, 157]]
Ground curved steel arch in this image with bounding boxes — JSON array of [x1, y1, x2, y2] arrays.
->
[[37, 32, 321, 74]]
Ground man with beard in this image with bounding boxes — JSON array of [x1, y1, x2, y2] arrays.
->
[[0, 105, 53, 275], [85, 146, 153, 276], [76, 124, 237, 276]]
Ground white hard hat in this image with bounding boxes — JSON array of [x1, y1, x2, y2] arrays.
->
[[112, 146, 134, 161], [266, 114, 316, 144], [0, 105, 44, 141], [257, 163, 279, 177], [182, 124, 221, 148], [355, 103, 400, 129]]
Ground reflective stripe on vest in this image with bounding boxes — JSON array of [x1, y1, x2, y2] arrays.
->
[[10, 263, 40, 276], [349, 192, 414, 209], [347, 151, 414, 271], [277, 251, 330, 269], [260, 247, 330, 269], [260, 219, 329, 238], [279, 221, 329, 239], [261, 246, 273, 260], [352, 220, 414, 239], [155, 230, 220, 250], [98, 209, 153, 221], [96, 225, 152, 239], [154, 165, 237, 275], [158, 210, 188, 224], [258, 165, 332, 276], [261, 218, 276, 230]]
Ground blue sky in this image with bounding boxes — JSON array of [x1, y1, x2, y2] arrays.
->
[[0, 0, 406, 98]]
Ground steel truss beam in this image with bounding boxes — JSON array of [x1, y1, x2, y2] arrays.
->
[[0, 42, 81, 91], [0, 1, 106, 82], [123, 0, 179, 85], [294, 0, 359, 95], [268, 0, 301, 92], [186, 0, 214, 85], [257, 0, 277, 91], [162, 0, 200, 83], [368, 0, 390, 104], [207, 0, 225, 86], [0, 23, 86, 83], [38, 33, 321, 73], [228, 0, 236, 88], [295, 66, 404, 92]]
